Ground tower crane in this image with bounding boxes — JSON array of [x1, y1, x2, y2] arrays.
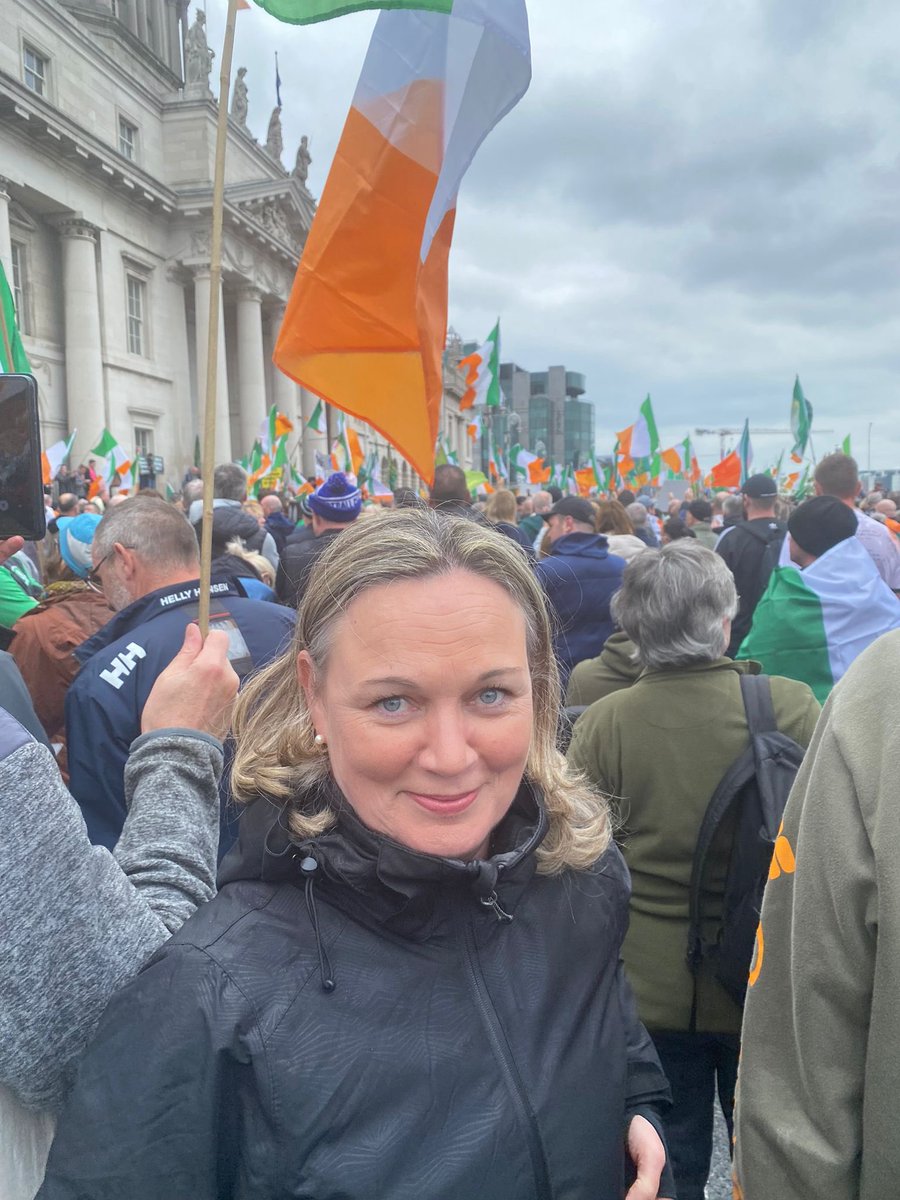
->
[[694, 426, 833, 461]]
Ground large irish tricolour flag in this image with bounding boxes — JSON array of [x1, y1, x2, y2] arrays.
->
[[737, 536, 900, 703], [274, 0, 531, 483]]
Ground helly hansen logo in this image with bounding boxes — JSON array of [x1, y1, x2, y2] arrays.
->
[[100, 642, 147, 690]]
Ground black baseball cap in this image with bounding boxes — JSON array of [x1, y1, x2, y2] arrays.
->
[[741, 473, 779, 499], [542, 496, 595, 525]]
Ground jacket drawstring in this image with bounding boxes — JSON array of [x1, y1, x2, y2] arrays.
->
[[468, 860, 514, 924], [299, 855, 336, 992]]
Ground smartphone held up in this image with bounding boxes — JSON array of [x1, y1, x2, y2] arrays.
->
[[0, 373, 46, 542]]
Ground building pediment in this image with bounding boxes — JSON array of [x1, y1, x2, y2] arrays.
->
[[229, 178, 316, 246]]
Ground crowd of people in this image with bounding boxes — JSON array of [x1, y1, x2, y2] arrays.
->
[[1, 447, 899, 1199]]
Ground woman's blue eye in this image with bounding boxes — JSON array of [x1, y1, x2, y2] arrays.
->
[[377, 697, 405, 714], [479, 688, 504, 706]]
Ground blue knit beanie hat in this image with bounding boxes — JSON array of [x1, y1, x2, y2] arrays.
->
[[309, 472, 361, 523]]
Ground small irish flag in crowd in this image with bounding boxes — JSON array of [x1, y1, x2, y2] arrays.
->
[[617, 395, 659, 471], [737, 537, 900, 703], [41, 431, 77, 486], [274, 0, 532, 483], [259, 406, 294, 455], [91, 429, 131, 477], [306, 399, 327, 434], [458, 320, 501, 410], [790, 376, 813, 462]]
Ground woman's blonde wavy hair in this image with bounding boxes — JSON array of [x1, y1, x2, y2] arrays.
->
[[231, 507, 610, 875]]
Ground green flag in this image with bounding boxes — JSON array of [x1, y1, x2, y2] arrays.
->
[[737, 418, 753, 485], [842, 435, 852, 457], [790, 376, 813, 459], [306, 399, 327, 434], [250, 0, 452, 25], [0, 260, 31, 373]]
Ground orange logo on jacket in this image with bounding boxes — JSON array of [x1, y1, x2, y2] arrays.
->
[[749, 824, 797, 990]]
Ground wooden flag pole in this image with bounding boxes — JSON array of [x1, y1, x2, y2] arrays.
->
[[198, 0, 240, 637]]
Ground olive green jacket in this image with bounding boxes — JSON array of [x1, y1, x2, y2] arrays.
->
[[564, 632, 642, 708], [734, 630, 900, 1199], [567, 657, 820, 1034]]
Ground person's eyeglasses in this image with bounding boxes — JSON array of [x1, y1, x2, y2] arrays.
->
[[87, 550, 116, 590], [87, 546, 133, 589]]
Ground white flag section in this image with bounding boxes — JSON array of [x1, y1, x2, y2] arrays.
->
[[41, 431, 77, 485]]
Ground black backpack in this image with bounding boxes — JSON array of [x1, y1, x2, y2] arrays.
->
[[685, 673, 805, 1017]]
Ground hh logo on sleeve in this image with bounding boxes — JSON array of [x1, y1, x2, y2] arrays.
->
[[99, 642, 147, 690]]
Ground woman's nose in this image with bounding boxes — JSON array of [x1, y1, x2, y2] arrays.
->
[[416, 706, 478, 777]]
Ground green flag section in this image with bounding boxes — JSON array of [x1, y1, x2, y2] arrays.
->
[[737, 418, 753, 485], [790, 375, 813, 460], [250, 0, 452, 24], [737, 538, 900, 704], [91, 429, 131, 475], [306, 399, 327, 434], [842, 435, 852, 456], [0, 260, 31, 372]]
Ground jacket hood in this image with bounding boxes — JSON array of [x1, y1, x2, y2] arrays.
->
[[549, 532, 611, 560], [599, 631, 643, 682], [218, 780, 549, 938]]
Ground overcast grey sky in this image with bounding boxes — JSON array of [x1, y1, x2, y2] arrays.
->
[[206, 0, 900, 473]]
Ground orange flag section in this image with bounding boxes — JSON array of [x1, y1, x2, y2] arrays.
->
[[274, 90, 451, 485], [710, 450, 741, 489]]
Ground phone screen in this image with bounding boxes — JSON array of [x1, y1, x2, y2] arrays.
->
[[0, 374, 46, 541]]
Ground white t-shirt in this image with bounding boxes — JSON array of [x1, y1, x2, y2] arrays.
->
[[855, 510, 900, 590]]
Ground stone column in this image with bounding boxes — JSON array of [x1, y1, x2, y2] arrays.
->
[[235, 286, 267, 456], [192, 267, 231, 464], [54, 219, 106, 465], [136, 0, 150, 44], [165, 0, 182, 78], [0, 178, 12, 284]]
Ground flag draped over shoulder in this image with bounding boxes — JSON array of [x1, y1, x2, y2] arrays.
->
[[737, 538, 900, 703], [273, 0, 532, 484], [250, 0, 453, 25], [458, 320, 500, 410], [0, 260, 31, 373]]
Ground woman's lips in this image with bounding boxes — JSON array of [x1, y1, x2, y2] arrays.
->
[[408, 789, 479, 816]]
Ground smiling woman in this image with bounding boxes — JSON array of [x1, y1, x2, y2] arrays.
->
[[39, 510, 676, 1200]]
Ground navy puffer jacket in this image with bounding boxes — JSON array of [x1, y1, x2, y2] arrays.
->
[[536, 533, 627, 683]]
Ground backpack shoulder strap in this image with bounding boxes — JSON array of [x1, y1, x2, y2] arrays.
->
[[739, 672, 777, 735], [686, 741, 757, 972]]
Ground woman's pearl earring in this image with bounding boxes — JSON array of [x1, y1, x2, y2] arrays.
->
[[314, 733, 327, 750]]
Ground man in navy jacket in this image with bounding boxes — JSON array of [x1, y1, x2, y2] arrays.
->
[[536, 496, 627, 685], [66, 497, 295, 852]]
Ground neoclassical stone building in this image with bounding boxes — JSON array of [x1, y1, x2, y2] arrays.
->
[[0, 0, 470, 491]]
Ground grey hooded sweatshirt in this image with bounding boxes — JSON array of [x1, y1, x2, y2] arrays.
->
[[0, 711, 223, 1199]]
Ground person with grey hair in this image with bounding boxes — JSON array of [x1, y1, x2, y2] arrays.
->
[[189, 463, 279, 573], [65, 497, 296, 853], [626, 502, 657, 547], [568, 541, 820, 1200], [720, 493, 744, 530]]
